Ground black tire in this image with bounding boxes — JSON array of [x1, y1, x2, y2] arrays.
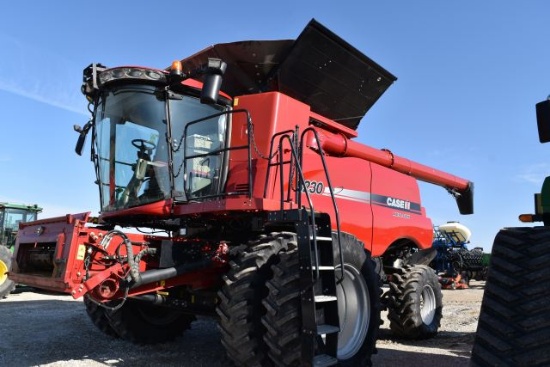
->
[[216, 232, 292, 367], [106, 298, 195, 344], [387, 264, 443, 339], [0, 246, 16, 299], [262, 233, 381, 367], [83, 295, 119, 338], [470, 227, 550, 367]]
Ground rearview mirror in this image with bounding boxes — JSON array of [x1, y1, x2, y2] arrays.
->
[[74, 120, 92, 156], [200, 58, 227, 104]]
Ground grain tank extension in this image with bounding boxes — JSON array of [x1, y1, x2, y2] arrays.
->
[[10, 19, 473, 367]]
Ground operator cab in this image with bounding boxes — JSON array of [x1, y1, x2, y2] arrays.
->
[[76, 61, 230, 215], [0, 204, 41, 248]]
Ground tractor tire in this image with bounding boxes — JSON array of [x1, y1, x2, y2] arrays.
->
[[0, 246, 16, 299], [83, 295, 119, 338], [470, 227, 550, 367], [262, 233, 381, 367], [106, 298, 195, 344], [216, 232, 292, 367], [387, 264, 443, 339]]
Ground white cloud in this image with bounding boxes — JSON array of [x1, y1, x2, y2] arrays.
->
[[0, 33, 88, 116], [516, 163, 550, 185]]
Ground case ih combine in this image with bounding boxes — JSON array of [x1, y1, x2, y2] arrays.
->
[[10, 20, 473, 366]]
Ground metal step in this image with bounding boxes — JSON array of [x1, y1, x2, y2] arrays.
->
[[317, 324, 339, 335], [313, 265, 336, 271], [309, 236, 332, 242], [313, 354, 338, 367], [315, 295, 337, 303]]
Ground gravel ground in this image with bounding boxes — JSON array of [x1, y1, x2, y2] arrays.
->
[[0, 281, 484, 367]]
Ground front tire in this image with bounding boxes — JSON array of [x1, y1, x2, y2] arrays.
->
[[216, 233, 292, 367], [106, 298, 195, 344], [0, 246, 16, 299], [83, 295, 119, 338], [262, 233, 381, 366], [387, 265, 443, 339]]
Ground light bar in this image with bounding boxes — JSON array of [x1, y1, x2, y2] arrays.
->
[[98, 67, 167, 86]]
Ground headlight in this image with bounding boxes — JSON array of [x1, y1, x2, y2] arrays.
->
[[98, 67, 167, 86]]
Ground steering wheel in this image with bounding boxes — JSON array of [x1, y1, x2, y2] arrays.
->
[[131, 139, 156, 153]]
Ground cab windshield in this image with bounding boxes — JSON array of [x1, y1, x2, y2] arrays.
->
[[94, 85, 228, 212]]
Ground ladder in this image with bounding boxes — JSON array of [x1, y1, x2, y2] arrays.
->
[[296, 210, 339, 367], [265, 128, 343, 366]]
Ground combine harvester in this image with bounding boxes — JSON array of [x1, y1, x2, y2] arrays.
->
[[10, 20, 473, 366]]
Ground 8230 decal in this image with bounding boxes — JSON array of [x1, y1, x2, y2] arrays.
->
[[302, 180, 325, 194]]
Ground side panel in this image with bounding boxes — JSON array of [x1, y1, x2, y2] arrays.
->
[[292, 149, 433, 256], [369, 164, 433, 256], [225, 92, 311, 199], [300, 152, 374, 251]]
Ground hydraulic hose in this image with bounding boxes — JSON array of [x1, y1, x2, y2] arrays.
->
[[100, 230, 213, 289], [131, 259, 212, 288], [100, 229, 141, 283]]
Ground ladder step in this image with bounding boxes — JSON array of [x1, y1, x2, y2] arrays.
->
[[315, 295, 337, 303], [317, 324, 339, 335], [313, 354, 338, 367], [309, 236, 332, 242], [313, 265, 336, 271]]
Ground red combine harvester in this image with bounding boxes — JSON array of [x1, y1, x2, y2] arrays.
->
[[10, 19, 473, 367]]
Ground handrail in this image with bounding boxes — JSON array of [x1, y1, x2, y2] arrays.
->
[[300, 127, 344, 281]]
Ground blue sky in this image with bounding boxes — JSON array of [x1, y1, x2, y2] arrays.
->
[[1, 1, 549, 251]]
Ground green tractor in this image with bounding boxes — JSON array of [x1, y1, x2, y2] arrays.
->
[[0, 202, 42, 298], [470, 99, 550, 366]]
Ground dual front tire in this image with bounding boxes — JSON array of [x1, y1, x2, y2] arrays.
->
[[218, 232, 381, 367]]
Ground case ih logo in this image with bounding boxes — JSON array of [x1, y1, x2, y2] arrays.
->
[[371, 194, 421, 213], [386, 197, 411, 210]]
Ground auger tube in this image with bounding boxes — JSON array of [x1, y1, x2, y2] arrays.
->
[[312, 129, 474, 214]]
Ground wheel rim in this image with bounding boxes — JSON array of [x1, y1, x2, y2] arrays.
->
[[0, 258, 8, 285], [336, 264, 370, 360], [420, 284, 436, 324]]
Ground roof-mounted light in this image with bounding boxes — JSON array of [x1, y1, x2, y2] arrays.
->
[[97, 67, 167, 87], [170, 61, 183, 77]]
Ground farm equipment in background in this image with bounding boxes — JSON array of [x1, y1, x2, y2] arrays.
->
[[10, 19, 473, 367], [430, 222, 489, 289], [0, 202, 42, 298], [470, 98, 550, 366]]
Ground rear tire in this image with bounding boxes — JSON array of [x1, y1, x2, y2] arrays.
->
[[262, 233, 381, 366], [470, 227, 550, 367], [106, 298, 195, 344], [0, 246, 16, 299], [387, 265, 443, 339], [216, 233, 292, 367]]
